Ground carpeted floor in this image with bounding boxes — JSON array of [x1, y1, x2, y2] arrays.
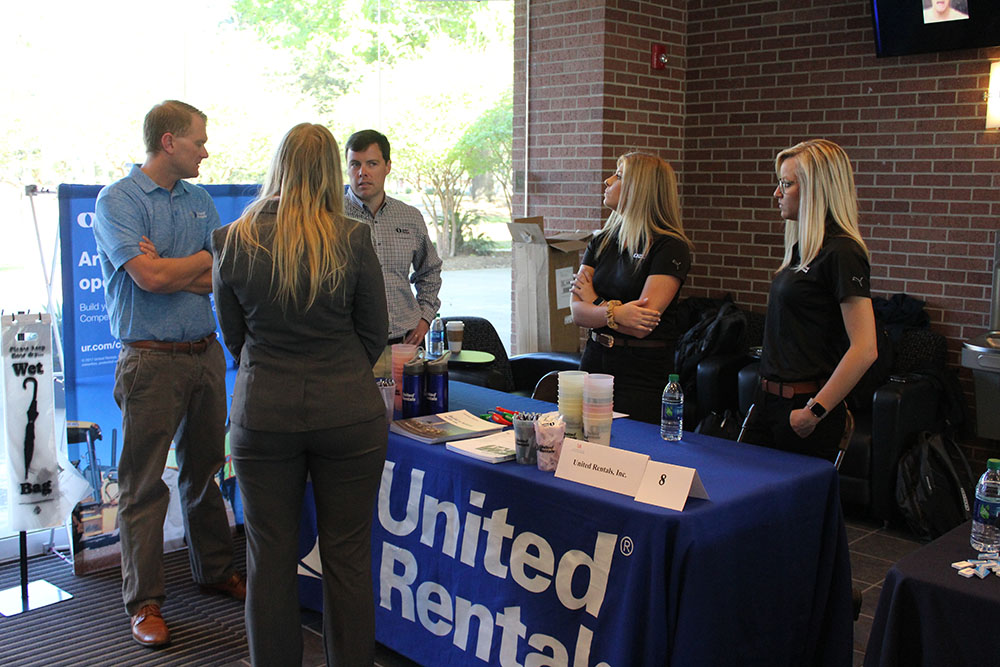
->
[[0, 533, 417, 667], [0, 535, 249, 667], [1, 516, 924, 666]]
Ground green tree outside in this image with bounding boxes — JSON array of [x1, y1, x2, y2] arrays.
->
[[232, 0, 514, 256]]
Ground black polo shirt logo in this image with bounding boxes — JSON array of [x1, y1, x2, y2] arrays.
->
[[396, 227, 410, 234], [852, 276, 865, 287]]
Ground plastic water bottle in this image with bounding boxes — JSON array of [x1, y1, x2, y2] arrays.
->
[[971, 458, 1000, 552], [428, 313, 445, 359], [660, 373, 683, 441]]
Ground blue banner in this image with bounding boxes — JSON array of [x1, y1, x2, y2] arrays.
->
[[58, 182, 259, 384]]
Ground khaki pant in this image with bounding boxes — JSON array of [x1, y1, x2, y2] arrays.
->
[[113, 341, 236, 615]]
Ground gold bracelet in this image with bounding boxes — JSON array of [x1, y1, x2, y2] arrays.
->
[[605, 300, 622, 330]]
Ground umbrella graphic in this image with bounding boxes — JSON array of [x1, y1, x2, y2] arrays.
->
[[22, 376, 38, 480]]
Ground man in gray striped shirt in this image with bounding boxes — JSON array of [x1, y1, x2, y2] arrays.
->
[[344, 129, 442, 376]]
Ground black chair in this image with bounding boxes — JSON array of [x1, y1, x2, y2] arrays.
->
[[738, 397, 855, 470], [530, 370, 560, 402], [441, 316, 516, 392], [509, 351, 581, 397], [693, 310, 765, 424], [68, 420, 103, 500], [732, 327, 950, 521]]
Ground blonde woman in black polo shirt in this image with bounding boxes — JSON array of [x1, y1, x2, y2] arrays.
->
[[570, 152, 693, 423], [740, 139, 878, 462]]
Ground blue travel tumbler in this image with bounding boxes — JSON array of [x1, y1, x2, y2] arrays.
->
[[424, 352, 449, 414], [401, 358, 426, 418]]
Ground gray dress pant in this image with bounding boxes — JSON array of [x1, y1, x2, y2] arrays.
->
[[113, 341, 237, 615], [231, 414, 387, 667]]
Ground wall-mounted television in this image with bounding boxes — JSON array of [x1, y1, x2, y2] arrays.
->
[[871, 0, 1000, 57]]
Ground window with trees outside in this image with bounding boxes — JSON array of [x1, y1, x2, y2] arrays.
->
[[0, 0, 512, 547]]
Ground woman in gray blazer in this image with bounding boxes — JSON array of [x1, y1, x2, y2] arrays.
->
[[212, 123, 388, 666]]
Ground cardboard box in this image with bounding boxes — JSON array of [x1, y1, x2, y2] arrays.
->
[[508, 217, 592, 354]]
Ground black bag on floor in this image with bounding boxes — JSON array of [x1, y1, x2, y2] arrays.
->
[[895, 430, 973, 542]]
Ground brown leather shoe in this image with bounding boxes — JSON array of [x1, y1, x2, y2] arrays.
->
[[199, 571, 246, 601], [131, 604, 170, 647]]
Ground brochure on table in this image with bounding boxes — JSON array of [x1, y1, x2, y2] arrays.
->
[[390, 409, 503, 444], [445, 430, 516, 463]]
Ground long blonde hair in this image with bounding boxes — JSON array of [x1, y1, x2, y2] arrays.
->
[[596, 152, 694, 262], [775, 139, 868, 272], [222, 123, 354, 310]]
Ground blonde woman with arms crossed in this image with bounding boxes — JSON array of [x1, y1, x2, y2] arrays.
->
[[571, 152, 693, 423]]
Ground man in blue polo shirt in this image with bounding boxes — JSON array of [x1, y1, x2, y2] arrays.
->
[[93, 100, 244, 648]]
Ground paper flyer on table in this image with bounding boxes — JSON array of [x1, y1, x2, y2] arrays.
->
[[446, 430, 517, 463], [390, 409, 503, 444]]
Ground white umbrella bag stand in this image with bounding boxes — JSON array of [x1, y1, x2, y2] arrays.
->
[[0, 312, 88, 616]]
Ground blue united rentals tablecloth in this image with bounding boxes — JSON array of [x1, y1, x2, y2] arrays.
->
[[298, 381, 853, 666]]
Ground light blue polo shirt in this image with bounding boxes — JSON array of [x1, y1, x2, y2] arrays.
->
[[93, 164, 220, 343]]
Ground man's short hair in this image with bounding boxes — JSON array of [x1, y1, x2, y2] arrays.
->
[[345, 129, 391, 162], [143, 100, 207, 154]]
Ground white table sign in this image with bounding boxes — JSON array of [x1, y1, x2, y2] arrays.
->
[[634, 460, 710, 511], [554, 438, 650, 496]]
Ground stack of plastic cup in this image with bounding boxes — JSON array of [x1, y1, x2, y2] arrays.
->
[[557, 370, 587, 439], [582, 373, 614, 446], [391, 343, 418, 412]]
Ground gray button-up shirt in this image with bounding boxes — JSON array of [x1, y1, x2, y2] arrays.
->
[[345, 189, 442, 339]]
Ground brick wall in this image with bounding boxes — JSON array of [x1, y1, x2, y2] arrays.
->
[[684, 0, 999, 458], [512, 0, 685, 230], [514, 0, 999, 457], [512, 0, 686, 352], [512, 0, 607, 235]]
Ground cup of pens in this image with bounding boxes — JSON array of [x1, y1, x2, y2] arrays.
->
[[535, 412, 566, 472], [513, 412, 538, 465], [377, 377, 395, 423]]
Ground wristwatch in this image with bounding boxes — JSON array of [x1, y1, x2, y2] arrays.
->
[[592, 297, 604, 305], [805, 398, 827, 420]]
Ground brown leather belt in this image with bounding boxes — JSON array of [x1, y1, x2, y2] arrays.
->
[[759, 377, 821, 399], [126, 333, 216, 354], [387, 336, 405, 345], [590, 331, 668, 349]]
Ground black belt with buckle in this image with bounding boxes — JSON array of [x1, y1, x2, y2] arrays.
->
[[590, 331, 668, 349]]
